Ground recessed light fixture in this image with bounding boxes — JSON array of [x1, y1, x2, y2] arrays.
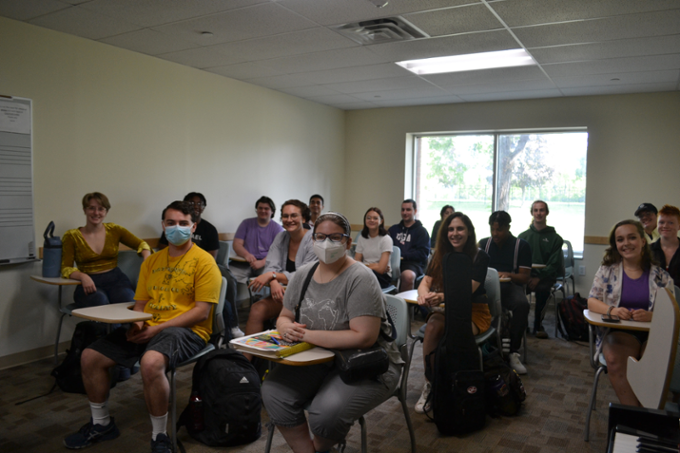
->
[[367, 0, 389, 7], [201, 31, 214, 38], [396, 49, 536, 75]]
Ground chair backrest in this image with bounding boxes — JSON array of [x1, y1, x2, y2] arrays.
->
[[627, 287, 680, 409], [563, 240, 574, 278], [384, 294, 409, 349], [211, 276, 228, 347], [669, 285, 680, 394], [216, 241, 231, 268], [484, 267, 502, 319], [390, 246, 401, 285], [117, 250, 144, 287]]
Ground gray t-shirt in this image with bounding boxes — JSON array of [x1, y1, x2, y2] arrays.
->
[[356, 234, 393, 277], [284, 261, 402, 365]]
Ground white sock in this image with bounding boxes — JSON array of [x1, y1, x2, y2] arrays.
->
[[89, 401, 110, 426], [150, 413, 168, 441]]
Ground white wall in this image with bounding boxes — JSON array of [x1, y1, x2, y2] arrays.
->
[[344, 92, 680, 294], [0, 18, 345, 363]]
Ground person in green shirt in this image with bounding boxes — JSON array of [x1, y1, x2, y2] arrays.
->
[[518, 200, 563, 339]]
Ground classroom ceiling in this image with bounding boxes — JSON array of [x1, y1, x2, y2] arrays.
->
[[3, 0, 680, 110]]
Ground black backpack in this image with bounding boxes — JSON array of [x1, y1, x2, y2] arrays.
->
[[178, 348, 261, 447], [556, 293, 589, 342], [425, 253, 486, 435], [51, 321, 120, 394], [482, 347, 526, 416]]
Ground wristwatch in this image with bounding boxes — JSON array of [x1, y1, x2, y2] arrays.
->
[[607, 306, 614, 316], [271, 272, 276, 281]]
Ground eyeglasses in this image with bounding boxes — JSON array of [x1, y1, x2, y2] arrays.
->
[[313, 233, 349, 243], [186, 202, 205, 208], [281, 214, 300, 220], [86, 206, 107, 213]]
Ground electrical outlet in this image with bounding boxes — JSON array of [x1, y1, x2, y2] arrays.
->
[[578, 265, 586, 276]]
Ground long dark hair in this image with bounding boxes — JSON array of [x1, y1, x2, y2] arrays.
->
[[427, 212, 478, 291], [602, 219, 655, 270], [361, 207, 388, 238]]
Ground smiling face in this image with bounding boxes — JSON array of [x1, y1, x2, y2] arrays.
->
[[309, 197, 324, 217], [364, 210, 382, 232], [281, 204, 303, 232], [186, 195, 205, 220], [447, 217, 469, 253], [614, 224, 646, 264], [84, 199, 108, 226], [658, 214, 680, 240], [637, 210, 657, 234], [401, 202, 416, 223], [256, 202, 273, 222]]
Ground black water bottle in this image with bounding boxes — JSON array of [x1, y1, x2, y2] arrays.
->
[[189, 391, 204, 432], [42, 221, 62, 278]]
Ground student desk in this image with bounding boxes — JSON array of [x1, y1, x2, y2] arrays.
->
[[583, 309, 651, 331], [230, 337, 334, 366], [71, 302, 152, 324]]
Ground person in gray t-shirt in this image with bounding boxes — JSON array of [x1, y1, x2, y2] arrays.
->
[[261, 213, 402, 451]]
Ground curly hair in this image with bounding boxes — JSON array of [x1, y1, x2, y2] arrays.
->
[[602, 219, 656, 269], [426, 212, 478, 291], [360, 207, 388, 238]]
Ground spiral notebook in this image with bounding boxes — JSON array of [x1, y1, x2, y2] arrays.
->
[[230, 330, 314, 358]]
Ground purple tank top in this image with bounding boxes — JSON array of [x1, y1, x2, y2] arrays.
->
[[619, 270, 649, 311]]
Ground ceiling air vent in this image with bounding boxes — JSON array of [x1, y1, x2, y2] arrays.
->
[[334, 17, 429, 45]]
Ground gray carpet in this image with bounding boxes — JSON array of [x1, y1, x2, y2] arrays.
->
[[0, 307, 614, 453]]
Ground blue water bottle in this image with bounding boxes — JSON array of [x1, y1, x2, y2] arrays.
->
[[42, 221, 62, 278]]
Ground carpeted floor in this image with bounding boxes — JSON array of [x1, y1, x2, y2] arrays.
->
[[0, 306, 616, 453]]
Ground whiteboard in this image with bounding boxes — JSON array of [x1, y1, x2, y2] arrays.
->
[[0, 96, 36, 264]]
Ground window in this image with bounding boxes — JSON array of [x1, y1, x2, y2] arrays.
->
[[413, 131, 588, 257]]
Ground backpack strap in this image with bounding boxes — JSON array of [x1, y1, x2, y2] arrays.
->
[[484, 238, 491, 254], [294, 262, 320, 323]]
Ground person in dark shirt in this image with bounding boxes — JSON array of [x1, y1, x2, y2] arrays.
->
[[430, 205, 454, 248], [478, 211, 531, 374], [651, 204, 680, 283], [388, 199, 430, 292], [158, 192, 219, 256]]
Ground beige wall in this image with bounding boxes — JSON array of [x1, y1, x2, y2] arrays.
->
[[0, 18, 345, 363], [344, 92, 680, 294]]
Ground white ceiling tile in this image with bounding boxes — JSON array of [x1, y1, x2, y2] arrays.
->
[[277, 85, 343, 97], [153, 3, 316, 46], [513, 10, 680, 48], [278, 0, 480, 26], [530, 35, 680, 64], [79, 0, 268, 28], [333, 102, 380, 111], [301, 64, 412, 85], [244, 74, 313, 89], [560, 83, 678, 97], [367, 30, 518, 61], [159, 46, 246, 68], [322, 76, 437, 94], [260, 47, 391, 74], [423, 65, 548, 88], [351, 85, 449, 101], [212, 27, 358, 61], [371, 95, 465, 107], [447, 78, 557, 95], [552, 70, 680, 89], [98, 29, 198, 55], [543, 54, 680, 77], [458, 89, 563, 102], [28, 5, 142, 39], [0, 0, 69, 21], [404, 4, 503, 37], [491, 0, 680, 27], [303, 94, 366, 104], [205, 62, 284, 80]]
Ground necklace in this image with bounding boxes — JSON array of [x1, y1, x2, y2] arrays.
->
[[162, 244, 192, 285]]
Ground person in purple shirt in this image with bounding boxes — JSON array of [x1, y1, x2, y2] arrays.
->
[[231, 196, 284, 284], [588, 219, 674, 406]]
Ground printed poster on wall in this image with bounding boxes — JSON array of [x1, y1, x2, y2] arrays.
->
[[0, 99, 31, 134]]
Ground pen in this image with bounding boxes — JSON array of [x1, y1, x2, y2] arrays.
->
[[268, 336, 280, 345]]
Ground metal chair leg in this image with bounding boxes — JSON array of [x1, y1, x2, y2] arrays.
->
[[170, 369, 178, 453], [584, 365, 607, 441]]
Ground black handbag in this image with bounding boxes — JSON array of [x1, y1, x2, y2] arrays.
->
[[294, 263, 394, 384]]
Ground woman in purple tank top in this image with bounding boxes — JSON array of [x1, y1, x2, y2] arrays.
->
[[588, 220, 673, 406]]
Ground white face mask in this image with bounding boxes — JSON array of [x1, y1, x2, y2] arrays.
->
[[313, 238, 346, 264]]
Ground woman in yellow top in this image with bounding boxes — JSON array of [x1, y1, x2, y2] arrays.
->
[[61, 192, 151, 308]]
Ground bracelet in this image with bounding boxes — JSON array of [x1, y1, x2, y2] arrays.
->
[[607, 306, 614, 316]]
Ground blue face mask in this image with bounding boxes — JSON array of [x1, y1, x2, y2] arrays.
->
[[165, 224, 193, 246]]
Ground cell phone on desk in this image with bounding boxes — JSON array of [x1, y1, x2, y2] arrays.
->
[[602, 313, 621, 323]]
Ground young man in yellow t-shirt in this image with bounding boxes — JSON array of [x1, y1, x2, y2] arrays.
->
[[64, 201, 222, 453]]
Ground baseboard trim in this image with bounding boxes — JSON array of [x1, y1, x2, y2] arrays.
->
[[0, 341, 69, 370]]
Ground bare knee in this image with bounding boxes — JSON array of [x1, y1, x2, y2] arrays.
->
[[81, 348, 114, 373], [140, 351, 168, 384], [424, 315, 444, 342]]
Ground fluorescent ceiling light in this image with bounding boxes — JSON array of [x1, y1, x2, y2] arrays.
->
[[396, 49, 536, 75]]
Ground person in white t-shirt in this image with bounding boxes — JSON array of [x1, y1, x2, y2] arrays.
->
[[354, 207, 393, 289]]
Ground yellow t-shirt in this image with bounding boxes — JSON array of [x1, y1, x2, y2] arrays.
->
[[134, 244, 221, 343]]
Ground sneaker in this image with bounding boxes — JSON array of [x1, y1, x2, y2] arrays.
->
[[508, 352, 527, 375], [151, 433, 172, 453], [534, 326, 548, 339], [230, 327, 245, 338], [414, 381, 431, 414], [64, 418, 120, 449]]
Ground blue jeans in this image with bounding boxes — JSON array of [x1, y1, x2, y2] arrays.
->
[[73, 267, 135, 308]]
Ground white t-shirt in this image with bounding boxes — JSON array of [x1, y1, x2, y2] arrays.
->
[[355, 234, 393, 277]]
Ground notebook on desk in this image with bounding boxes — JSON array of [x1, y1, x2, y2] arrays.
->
[[230, 330, 314, 359]]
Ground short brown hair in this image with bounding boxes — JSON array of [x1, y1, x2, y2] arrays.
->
[[658, 204, 680, 222], [162, 201, 197, 223], [281, 199, 311, 222], [82, 192, 111, 211]]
